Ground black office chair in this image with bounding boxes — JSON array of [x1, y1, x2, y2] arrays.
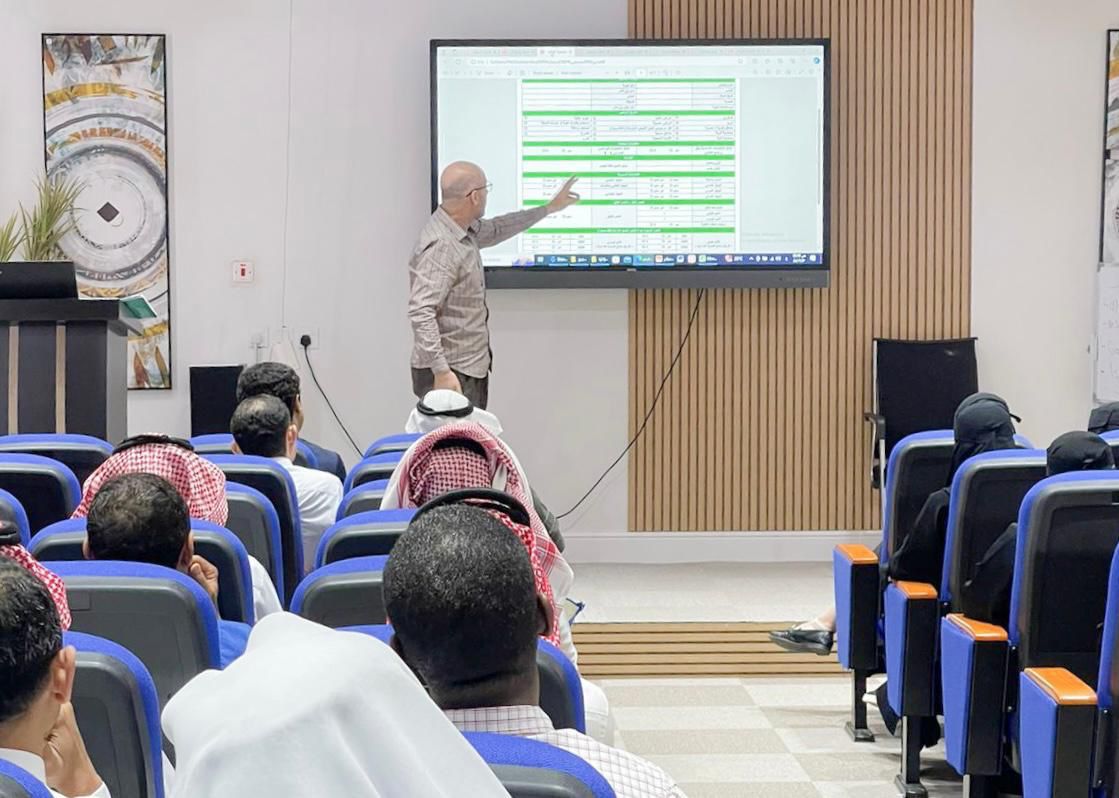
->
[[864, 338, 978, 489]]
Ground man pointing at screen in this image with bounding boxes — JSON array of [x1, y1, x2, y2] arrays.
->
[[408, 161, 579, 409]]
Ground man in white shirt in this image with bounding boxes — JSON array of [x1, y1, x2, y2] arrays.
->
[[230, 395, 343, 571], [0, 559, 109, 798], [384, 505, 687, 798]]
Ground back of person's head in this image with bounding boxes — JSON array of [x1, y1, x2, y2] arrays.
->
[[949, 392, 1019, 478], [1046, 431, 1116, 476], [384, 504, 546, 709], [230, 395, 292, 459], [0, 558, 65, 726], [236, 362, 301, 418], [1089, 402, 1119, 434], [86, 472, 190, 569]]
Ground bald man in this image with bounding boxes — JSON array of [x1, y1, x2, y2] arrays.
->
[[408, 161, 579, 408]]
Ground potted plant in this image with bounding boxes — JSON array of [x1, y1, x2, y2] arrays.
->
[[0, 176, 83, 264]]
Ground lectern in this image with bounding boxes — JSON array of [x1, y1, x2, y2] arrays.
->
[[0, 299, 139, 442]]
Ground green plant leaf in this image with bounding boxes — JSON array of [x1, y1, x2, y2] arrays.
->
[[19, 175, 84, 261]]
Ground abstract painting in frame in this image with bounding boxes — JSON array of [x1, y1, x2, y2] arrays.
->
[[1103, 30, 1119, 264], [42, 34, 171, 389]]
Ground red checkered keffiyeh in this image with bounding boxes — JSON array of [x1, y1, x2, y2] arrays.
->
[[72, 443, 229, 526], [392, 423, 563, 646], [0, 545, 71, 629]]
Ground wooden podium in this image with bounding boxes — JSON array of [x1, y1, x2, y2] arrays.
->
[[0, 299, 139, 442]]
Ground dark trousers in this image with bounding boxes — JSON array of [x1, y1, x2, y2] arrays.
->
[[411, 368, 490, 410]]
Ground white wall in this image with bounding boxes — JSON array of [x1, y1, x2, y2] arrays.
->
[[972, 0, 1119, 446], [0, 0, 630, 539]]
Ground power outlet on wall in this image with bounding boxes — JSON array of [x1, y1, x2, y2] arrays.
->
[[299, 328, 321, 351]]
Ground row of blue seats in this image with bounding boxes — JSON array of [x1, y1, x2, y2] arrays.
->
[[0, 625, 607, 798], [834, 429, 1119, 797], [0, 433, 422, 605]]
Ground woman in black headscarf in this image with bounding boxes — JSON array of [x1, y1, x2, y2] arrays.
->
[[887, 393, 1020, 586], [1088, 402, 1119, 434], [959, 431, 1115, 627]]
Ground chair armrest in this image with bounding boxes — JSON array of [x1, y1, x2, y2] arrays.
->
[[1020, 668, 1097, 797], [940, 614, 1009, 776], [884, 581, 939, 718], [863, 412, 886, 439], [864, 413, 887, 489], [833, 545, 880, 671]]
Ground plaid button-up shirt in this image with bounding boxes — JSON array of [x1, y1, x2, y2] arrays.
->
[[408, 205, 548, 378], [447, 705, 688, 798]]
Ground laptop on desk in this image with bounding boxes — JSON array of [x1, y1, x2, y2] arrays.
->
[[0, 261, 78, 299]]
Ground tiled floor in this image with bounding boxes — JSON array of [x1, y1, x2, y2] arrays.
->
[[575, 564, 962, 796], [573, 562, 835, 624], [601, 676, 961, 797]]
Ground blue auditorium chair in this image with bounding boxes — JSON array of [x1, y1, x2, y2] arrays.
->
[[224, 482, 284, 600], [0, 490, 30, 545], [884, 448, 1046, 795], [833, 430, 955, 741], [363, 432, 421, 458], [291, 556, 388, 627], [336, 479, 390, 520], [66, 632, 165, 798], [939, 470, 1119, 796], [51, 560, 222, 706], [314, 508, 415, 567], [206, 454, 303, 605], [1018, 541, 1119, 798], [0, 761, 50, 798], [33, 519, 255, 625], [0, 434, 112, 486], [190, 433, 319, 469], [465, 732, 614, 798], [343, 624, 586, 733], [343, 452, 404, 492], [0, 454, 80, 537]]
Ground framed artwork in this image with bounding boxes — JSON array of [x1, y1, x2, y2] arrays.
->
[[42, 34, 172, 389], [1102, 31, 1119, 263]]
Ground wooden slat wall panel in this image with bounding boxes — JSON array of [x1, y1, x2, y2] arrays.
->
[[628, 0, 973, 531]]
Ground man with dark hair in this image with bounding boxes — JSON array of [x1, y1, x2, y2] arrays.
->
[[236, 362, 346, 482], [231, 395, 342, 569], [384, 505, 686, 798], [84, 473, 250, 668], [0, 559, 108, 797]]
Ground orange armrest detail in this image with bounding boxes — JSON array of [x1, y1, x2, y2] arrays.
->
[[1024, 668, 1098, 706], [893, 581, 937, 600], [946, 613, 1008, 642], [835, 544, 878, 565]]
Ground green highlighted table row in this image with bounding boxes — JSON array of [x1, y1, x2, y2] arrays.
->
[[522, 227, 735, 234], [523, 110, 734, 116], [523, 199, 734, 206], [523, 171, 735, 178], [523, 140, 734, 147]]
